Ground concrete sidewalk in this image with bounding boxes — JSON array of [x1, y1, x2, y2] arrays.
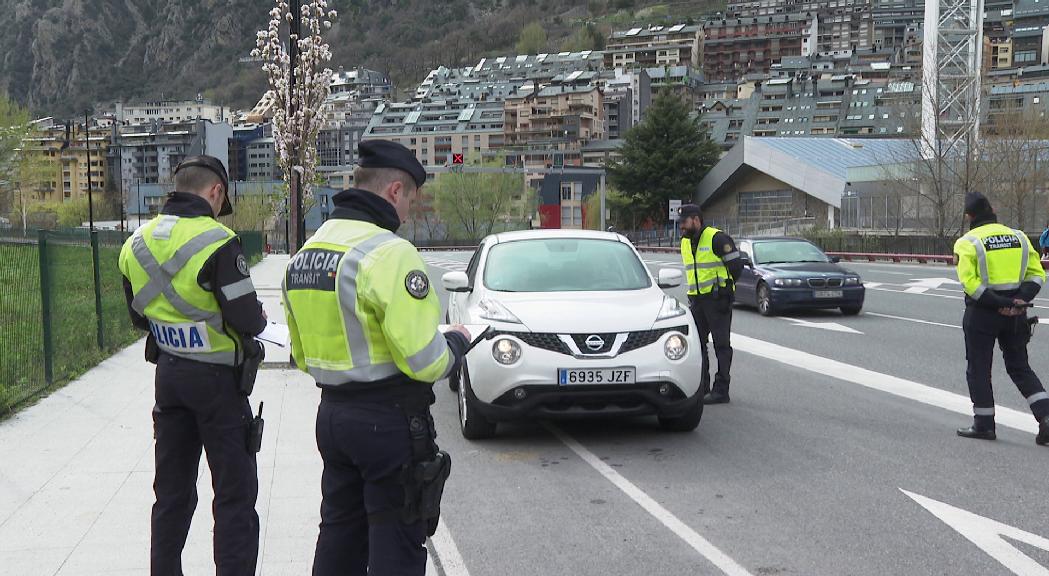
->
[[0, 255, 399, 575]]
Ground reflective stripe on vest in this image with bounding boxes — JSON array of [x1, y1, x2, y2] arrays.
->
[[961, 225, 1030, 300], [125, 217, 238, 365], [285, 221, 453, 386], [681, 227, 730, 296]]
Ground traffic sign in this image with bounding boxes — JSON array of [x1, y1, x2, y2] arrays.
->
[[452, 153, 464, 165], [669, 199, 682, 220]]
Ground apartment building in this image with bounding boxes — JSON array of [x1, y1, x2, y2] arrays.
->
[[16, 121, 110, 204], [699, 76, 921, 149], [114, 96, 230, 125], [362, 98, 507, 169], [604, 24, 703, 70], [702, 13, 818, 81]]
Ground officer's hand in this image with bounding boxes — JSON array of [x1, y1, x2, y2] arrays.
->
[[450, 324, 471, 342]]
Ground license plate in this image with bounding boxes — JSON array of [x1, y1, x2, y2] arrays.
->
[[558, 367, 636, 385], [814, 290, 844, 299]]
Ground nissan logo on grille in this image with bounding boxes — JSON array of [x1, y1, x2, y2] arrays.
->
[[585, 335, 605, 351]]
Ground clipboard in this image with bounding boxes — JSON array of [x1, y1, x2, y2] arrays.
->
[[438, 324, 491, 352], [256, 322, 290, 348]]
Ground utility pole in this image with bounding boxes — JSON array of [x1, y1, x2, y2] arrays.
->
[[84, 113, 95, 231]]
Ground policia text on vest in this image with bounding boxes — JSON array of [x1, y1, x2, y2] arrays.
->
[[952, 193, 1049, 447], [282, 140, 471, 576], [119, 156, 269, 575]]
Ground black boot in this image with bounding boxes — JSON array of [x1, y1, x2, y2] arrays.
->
[[703, 391, 730, 405], [1037, 417, 1049, 446], [957, 425, 996, 440]]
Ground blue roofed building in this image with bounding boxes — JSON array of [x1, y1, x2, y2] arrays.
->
[[696, 136, 914, 234]]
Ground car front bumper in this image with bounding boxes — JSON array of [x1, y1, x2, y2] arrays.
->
[[768, 285, 865, 310], [465, 329, 703, 422]]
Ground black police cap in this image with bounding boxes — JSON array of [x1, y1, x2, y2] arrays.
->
[[174, 155, 232, 217], [964, 192, 994, 218], [358, 140, 427, 188], [678, 204, 702, 219]]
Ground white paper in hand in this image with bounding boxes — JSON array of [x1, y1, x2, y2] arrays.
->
[[438, 324, 490, 349], [257, 322, 290, 348]]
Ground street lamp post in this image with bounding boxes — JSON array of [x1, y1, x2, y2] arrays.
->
[[84, 113, 95, 231], [288, 0, 304, 253]]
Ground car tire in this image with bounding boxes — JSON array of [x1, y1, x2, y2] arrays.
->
[[757, 283, 776, 316], [659, 400, 704, 432], [841, 305, 862, 316], [458, 361, 497, 440]]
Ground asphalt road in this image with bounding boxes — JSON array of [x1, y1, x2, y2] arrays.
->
[[419, 250, 1049, 576]]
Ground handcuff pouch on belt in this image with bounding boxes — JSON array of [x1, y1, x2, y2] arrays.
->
[[400, 410, 451, 537], [236, 339, 265, 396]]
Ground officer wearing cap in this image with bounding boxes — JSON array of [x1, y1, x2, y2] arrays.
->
[[118, 155, 268, 574], [281, 140, 471, 575], [678, 204, 744, 404], [954, 193, 1049, 445]]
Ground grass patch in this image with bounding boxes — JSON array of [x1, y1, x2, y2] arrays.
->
[[0, 239, 140, 414]]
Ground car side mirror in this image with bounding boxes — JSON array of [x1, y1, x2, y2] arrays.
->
[[442, 271, 471, 293], [830, 256, 841, 264], [657, 268, 683, 289], [740, 254, 753, 267]]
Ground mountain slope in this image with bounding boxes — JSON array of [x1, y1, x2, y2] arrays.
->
[[0, 0, 719, 117]]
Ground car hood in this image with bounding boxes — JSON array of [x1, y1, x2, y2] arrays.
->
[[758, 262, 850, 276], [486, 289, 667, 333]]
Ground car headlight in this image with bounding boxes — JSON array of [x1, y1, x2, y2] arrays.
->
[[478, 299, 522, 324], [773, 278, 804, 287], [845, 276, 862, 285], [656, 295, 687, 321], [664, 334, 687, 360], [492, 338, 522, 365]]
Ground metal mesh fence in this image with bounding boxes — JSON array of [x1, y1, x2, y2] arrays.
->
[[0, 227, 267, 413], [0, 232, 44, 412]]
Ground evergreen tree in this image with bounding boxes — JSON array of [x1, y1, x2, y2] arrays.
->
[[606, 90, 721, 223]]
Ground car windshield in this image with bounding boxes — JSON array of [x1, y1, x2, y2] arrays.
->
[[753, 240, 829, 265], [484, 238, 652, 292]]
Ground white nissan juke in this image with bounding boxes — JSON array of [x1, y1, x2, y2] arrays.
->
[[443, 230, 705, 439]]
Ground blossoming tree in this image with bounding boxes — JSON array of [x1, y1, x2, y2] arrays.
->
[[253, 0, 336, 252]]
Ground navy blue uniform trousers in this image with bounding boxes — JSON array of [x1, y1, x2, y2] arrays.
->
[[963, 306, 1049, 427], [690, 294, 734, 394], [312, 398, 427, 576], [151, 354, 259, 576]]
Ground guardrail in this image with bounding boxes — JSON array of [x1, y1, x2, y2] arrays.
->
[[827, 252, 955, 264]]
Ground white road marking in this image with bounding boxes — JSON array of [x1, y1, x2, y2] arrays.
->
[[733, 334, 1040, 434], [902, 490, 1049, 576], [865, 312, 960, 329], [546, 424, 755, 576], [779, 316, 864, 334], [427, 517, 471, 576], [903, 277, 961, 293]]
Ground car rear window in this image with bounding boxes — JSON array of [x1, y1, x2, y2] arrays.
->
[[753, 240, 830, 264], [484, 238, 651, 292]]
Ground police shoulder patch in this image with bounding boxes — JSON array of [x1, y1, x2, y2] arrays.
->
[[405, 270, 430, 299], [236, 254, 250, 277], [723, 243, 734, 253]]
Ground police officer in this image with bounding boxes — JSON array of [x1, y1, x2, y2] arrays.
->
[[954, 193, 1049, 446], [678, 204, 744, 405], [118, 155, 267, 575], [281, 140, 470, 575]]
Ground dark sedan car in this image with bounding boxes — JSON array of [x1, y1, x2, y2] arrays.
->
[[733, 238, 865, 316]]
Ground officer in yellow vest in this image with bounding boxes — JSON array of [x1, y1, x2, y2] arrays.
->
[[954, 193, 1049, 445], [282, 140, 470, 575], [678, 204, 744, 404], [118, 155, 267, 575]]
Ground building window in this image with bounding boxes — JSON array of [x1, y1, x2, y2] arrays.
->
[[738, 190, 793, 227]]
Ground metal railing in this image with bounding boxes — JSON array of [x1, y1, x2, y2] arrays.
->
[[0, 228, 264, 414]]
